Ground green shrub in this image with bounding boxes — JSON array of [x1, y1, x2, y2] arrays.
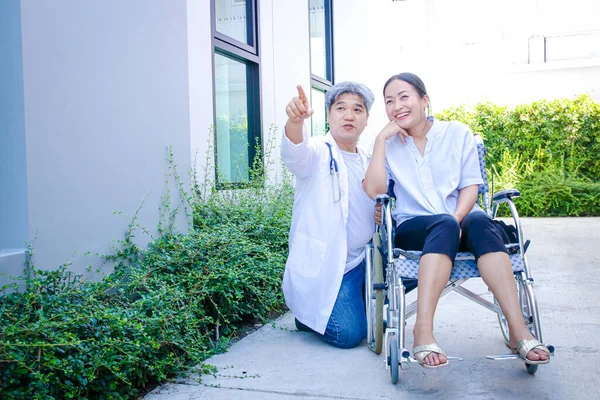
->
[[0, 263, 216, 399], [436, 95, 600, 216], [0, 125, 293, 399], [514, 169, 600, 217]]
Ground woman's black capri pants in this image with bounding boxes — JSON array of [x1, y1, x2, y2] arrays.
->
[[394, 212, 508, 262]]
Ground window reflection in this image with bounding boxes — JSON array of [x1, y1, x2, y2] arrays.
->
[[309, 0, 327, 79], [215, 0, 249, 45], [311, 88, 327, 136], [214, 53, 249, 183]]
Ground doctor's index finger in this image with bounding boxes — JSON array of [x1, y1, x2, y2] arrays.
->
[[296, 85, 309, 105]]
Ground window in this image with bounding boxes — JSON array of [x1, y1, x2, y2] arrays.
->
[[310, 87, 327, 137], [309, 0, 333, 136], [211, 0, 261, 186]]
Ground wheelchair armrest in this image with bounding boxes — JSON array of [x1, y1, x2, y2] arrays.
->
[[492, 189, 521, 203]]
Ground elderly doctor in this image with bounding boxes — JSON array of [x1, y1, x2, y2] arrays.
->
[[281, 82, 376, 349]]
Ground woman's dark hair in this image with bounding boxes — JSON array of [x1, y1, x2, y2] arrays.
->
[[383, 72, 431, 117], [382, 72, 427, 98]]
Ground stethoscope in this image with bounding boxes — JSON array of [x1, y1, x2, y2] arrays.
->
[[325, 143, 341, 203]]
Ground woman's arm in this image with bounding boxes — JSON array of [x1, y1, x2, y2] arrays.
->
[[452, 184, 479, 223], [362, 120, 408, 199]]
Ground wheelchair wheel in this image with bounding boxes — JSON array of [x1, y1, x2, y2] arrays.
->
[[389, 337, 399, 384], [495, 295, 510, 348], [526, 363, 539, 375], [369, 233, 385, 355]]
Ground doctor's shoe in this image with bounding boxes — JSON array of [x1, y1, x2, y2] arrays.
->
[[294, 318, 314, 333]]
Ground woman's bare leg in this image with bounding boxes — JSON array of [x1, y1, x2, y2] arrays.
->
[[478, 252, 549, 362], [413, 253, 453, 366]]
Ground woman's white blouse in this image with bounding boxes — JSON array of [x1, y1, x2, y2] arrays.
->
[[384, 119, 484, 225]]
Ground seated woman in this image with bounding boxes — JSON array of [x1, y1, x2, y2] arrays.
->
[[363, 72, 550, 368]]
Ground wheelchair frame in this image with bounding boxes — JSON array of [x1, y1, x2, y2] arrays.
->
[[364, 135, 554, 384]]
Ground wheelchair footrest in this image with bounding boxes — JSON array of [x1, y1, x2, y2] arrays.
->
[[408, 356, 464, 363], [485, 353, 522, 361], [486, 343, 554, 360]]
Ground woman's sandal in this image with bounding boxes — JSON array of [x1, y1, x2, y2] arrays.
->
[[413, 343, 450, 369], [513, 339, 551, 365]]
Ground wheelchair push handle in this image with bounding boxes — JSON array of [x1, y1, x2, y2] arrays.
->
[[375, 194, 390, 204]]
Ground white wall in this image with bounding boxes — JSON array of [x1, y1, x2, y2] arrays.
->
[[0, 0, 28, 250], [270, 0, 312, 180], [259, 0, 277, 156], [0, 0, 29, 286], [187, 0, 216, 185], [19, 0, 191, 275]]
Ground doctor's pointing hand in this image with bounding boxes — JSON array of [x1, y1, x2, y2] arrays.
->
[[286, 85, 314, 122]]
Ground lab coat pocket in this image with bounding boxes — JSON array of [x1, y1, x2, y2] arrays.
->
[[288, 231, 327, 278]]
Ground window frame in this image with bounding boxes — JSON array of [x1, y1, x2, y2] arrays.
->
[[309, 0, 334, 136], [211, 0, 258, 57], [210, 0, 262, 189], [309, 0, 334, 86]]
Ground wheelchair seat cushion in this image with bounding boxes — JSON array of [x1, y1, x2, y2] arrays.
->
[[393, 246, 525, 279]]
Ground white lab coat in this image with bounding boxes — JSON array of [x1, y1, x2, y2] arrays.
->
[[280, 127, 370, 334]]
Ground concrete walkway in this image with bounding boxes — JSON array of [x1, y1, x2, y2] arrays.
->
[[145, 218, 600, 400]]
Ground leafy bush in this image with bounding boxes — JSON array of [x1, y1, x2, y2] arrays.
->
[[0, 125, 293, 399], [436, 95, 600, 216], [0, 263, 217, 399], [517, 173, 600, 217]]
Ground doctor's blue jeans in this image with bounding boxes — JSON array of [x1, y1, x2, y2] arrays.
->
[[295, 260, 367, 349]]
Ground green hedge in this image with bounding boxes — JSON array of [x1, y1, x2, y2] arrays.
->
[[436, 94, 600, 216]]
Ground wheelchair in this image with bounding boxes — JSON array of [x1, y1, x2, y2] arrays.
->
[[364, 134, 555, 384]]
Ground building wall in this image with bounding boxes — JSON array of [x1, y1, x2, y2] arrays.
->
[[0, 0, 29, 285], [17, 0, 192, 276], [271, 0, 312, 179], [186, 0, 215, 183], [1, 0, 313, 280]]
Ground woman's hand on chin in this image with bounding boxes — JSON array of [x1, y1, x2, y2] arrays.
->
[[378, 120, 409, 144]]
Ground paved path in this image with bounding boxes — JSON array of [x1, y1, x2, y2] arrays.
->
[[145, 218, 600, 400]]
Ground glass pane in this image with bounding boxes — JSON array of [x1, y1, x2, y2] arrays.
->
[[311, 88, 327, 137], [215, 0, 249, 45], [310, 0, 327, 79], [214, 53, 249, 183]]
